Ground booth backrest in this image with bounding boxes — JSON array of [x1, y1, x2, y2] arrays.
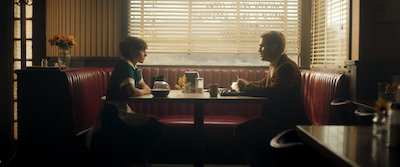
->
[[63, 67, 348, 135], [301, 70, 348, 125], [63, 67, 114, 134]]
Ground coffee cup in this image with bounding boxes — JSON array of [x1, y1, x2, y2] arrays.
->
[[209, 84, 219, 97]]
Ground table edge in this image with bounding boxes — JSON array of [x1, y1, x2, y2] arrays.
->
[[296, 125, 361, 167]]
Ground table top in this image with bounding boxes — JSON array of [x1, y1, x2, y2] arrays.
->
[[296, 125, 400, 167], [128, 90, 268, 103]]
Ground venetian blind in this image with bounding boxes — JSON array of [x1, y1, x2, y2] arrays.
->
[[128, 0, 301, 57], [311, 0, 349, 69]]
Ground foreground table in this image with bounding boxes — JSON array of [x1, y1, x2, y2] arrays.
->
[[296, 125, 400, 167], [129, 90, 268, 167]]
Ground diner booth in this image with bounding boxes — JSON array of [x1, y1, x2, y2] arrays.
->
[[2, 0, 400, 167]]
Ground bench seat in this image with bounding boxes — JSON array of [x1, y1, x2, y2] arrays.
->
[[16, 66, 349, 165]]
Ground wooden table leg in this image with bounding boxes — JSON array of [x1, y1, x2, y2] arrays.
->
[[194, 103, 204, 167]]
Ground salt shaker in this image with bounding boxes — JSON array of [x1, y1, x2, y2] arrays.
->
[[41, 58, 48, 67], [195, 78, 204, 93], [41, 59, 45, 67]]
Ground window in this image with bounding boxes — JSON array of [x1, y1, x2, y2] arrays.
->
[[13, 0, 34, 140], [311, 0, 349, 69], [128, 0, 301, 66]]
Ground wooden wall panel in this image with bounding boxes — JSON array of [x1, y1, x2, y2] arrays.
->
[[46, 0, 121, 57]]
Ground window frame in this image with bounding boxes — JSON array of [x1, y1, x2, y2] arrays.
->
[[13, 0, 34, 141]]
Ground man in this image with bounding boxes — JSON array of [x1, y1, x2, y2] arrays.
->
[[234, 31, 310, 166]]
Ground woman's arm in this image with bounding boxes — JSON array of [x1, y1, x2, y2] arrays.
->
[[126, 82, 151, 97]]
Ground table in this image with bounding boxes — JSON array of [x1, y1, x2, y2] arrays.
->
[[129, 90, 268, 167], [296, 125, 400, 167]]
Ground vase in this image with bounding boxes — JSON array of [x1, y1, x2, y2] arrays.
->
[[58, 47, 71, 67], [373, 112, 387, 140], [385, 91, 396, 102]]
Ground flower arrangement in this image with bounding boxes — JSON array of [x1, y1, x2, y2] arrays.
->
[[373, 98, 391, 139], [374, 98, 391, 114], [385, 82, 398, 94], [384, 82, 398, 101], [48, 34, 78, 49], [175, 75, 186, 90]]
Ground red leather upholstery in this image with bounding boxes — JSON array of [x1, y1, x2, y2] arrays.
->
[[63, 67, 114, 134], [301, 70, 348, 125], [63, 67, 347, 139], [159, 115, 249, 139]]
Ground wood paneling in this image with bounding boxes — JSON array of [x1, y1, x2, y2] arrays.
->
[[46, 0, 121, 58]]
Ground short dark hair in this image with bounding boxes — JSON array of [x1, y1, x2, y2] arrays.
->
[[119, 37, 148, 57], [260, 31, 286, 54]]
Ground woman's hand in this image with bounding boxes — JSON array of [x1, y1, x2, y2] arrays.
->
[[141, 84, 151, 94]]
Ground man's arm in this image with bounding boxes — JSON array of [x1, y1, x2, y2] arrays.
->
[[246, 63, 296, 99], [249, 78, 267, 86], [237, 77, 266, 91]]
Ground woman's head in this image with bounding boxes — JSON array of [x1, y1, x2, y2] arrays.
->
[[119, 37, 148, 63], [119, 37, 148, 57]]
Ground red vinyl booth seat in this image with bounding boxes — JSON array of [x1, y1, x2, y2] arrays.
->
[[62, 67, 348, 140]]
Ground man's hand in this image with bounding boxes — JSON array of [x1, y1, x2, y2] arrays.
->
[[237, 78, 249, 91]]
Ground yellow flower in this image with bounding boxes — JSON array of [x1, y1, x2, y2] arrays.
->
[[55, 34, 61, 43], [175, 84, 182, 90], [178, 75, 186, 86], [48, 38, 55, 46], [48, 34, 78, 49], [374, 98, 391, 114]]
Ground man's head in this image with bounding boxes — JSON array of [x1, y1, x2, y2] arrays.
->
[[119, 37, 148, 63], [258, 31, 286, 62]]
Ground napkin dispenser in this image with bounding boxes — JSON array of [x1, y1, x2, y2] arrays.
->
[[185, 71, 199, 93]]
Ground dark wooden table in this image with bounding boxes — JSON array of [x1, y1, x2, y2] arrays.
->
[[129, 90, 268, 167], [296, 125, 400, 167]]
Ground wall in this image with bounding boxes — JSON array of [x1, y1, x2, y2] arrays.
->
[[359, 0, 400, 61], [347, 0, 400, 101], [46, 0, 122, 58]]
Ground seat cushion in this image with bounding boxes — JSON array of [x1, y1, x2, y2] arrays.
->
[[142, 114, 159, 120], [158, 115, 248, 139]]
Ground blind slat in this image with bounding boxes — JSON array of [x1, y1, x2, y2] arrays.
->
[[129, 0, 301, 56], [310, 0, 349, 69]]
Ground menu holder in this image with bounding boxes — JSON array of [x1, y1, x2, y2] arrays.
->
[[185, 71, 199, 93]]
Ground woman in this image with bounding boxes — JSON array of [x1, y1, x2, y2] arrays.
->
[[101, 37, 167, 166]]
